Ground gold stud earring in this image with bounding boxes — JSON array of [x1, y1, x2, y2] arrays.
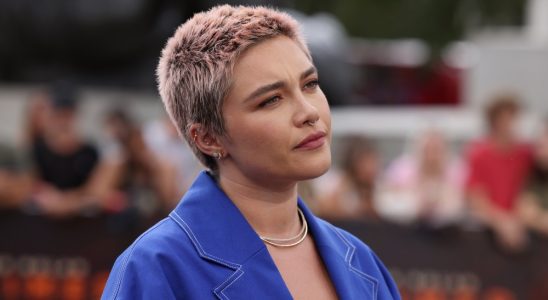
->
[[213, 150, 225, 160]]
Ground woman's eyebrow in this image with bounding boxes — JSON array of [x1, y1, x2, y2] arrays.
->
[[300, 66, 317, 81], [244, 66, 317, 103], [244, 81, 285, 103]]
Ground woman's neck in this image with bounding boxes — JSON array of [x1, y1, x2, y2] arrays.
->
[[217, 170, 302, 240]]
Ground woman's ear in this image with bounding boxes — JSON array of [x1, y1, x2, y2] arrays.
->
[[188, 123, 226, 159]]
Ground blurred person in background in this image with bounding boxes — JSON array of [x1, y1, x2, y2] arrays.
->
[[517, 119, 548, 236], [24, 83, 119, 218], [315, 135, 381, 220], [101, 108, 186, 215], [0, 144, 32, 209], [143, 114, 201, 210], [465, 94, 532, 253], [378, 128, 466, 227]]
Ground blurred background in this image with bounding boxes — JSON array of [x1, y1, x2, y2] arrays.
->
[[1, 0, 548, 299]]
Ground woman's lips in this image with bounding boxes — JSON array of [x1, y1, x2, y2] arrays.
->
[[295, 131, 327, 150]]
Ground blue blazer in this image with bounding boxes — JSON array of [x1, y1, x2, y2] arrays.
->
[[102, 171, 401, 300]]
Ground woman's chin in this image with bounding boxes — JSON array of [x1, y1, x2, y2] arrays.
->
[[292, 155, 331, 180]]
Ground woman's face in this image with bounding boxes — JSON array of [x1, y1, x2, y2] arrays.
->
[[220, 36, 331, 186]]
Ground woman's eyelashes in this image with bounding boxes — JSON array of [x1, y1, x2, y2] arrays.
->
[[259, 95, 282, 108], [304, 79, 319, 90], [257, 79, 319, 108]]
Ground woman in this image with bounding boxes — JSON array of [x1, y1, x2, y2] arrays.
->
[[102, 5, 400, 299]]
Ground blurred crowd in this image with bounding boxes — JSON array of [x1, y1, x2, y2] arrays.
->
[[306, 93, 548, 255], [1, 84, 548, 255], [0, 83, 201, 224]]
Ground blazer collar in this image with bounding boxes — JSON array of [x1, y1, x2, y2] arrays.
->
[[170, 171, 265, 267], [301, 204, 379, 299], [169, 171, 377, 299]]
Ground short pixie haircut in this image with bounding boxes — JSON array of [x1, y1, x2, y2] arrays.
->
[[157, 5, 310, 171]]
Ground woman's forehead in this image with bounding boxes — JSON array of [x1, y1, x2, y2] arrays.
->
[[229, 36, 314, 96]]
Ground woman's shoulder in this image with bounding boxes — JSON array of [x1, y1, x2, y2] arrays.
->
[[101, 217, 198, 299], [124, 217, 185, 252], [105, 218, 183, 273], [113, 215, 207, 272]]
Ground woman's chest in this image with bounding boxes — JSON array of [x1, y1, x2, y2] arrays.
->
[[267, 237, 339, 299]]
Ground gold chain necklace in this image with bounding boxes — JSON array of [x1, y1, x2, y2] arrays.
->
[[259, 208, 308, 248]]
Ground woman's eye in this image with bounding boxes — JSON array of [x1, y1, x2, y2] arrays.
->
[[259, 96, 281, 108], [304, 79, 319, 90]]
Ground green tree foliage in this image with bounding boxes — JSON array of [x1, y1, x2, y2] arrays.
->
[[295, 0, 525, 49]]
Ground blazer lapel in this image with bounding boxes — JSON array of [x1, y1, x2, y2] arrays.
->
[[170, 171, 377, 299], [299, 199, 379, 300], [169, 171, 292, 299], [215, 247, 293, 299]]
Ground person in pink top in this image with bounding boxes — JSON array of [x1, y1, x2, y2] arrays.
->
[[466, 94, 533, 252], [381, 128, 466, 227]]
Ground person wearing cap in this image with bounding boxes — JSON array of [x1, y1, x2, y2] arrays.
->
[[27, 85, 105, 217]]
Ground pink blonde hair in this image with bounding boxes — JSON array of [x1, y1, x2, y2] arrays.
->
[[157, 5, 310, 170]]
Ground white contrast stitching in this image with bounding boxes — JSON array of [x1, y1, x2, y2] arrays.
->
[[170, 211, 263, 300], [335, 228, 379, 299], [329, 225, 380, 300], [212, 268, 245, 299], [222, 270, 245, 298], [169, 211, 241, 270], [111, 243, 134, 300], [110, 219, 169, 300]]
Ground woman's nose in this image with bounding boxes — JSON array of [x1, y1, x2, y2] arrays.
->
[[293, 93, 320, 127]]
